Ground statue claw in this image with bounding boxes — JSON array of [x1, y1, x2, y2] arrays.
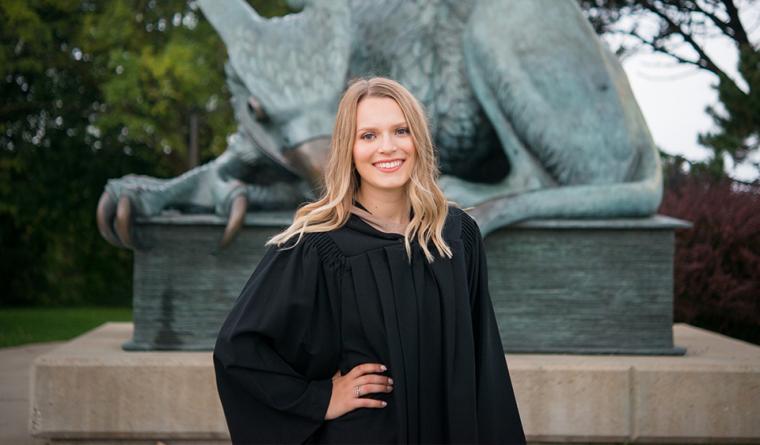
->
[[115, 195, 135, 249], [219, 194, 248, 249], [96, 192, 126, 248]]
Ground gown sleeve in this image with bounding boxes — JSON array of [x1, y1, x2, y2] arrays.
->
[[213, 235, 342, 444], [462, 212, 527, 445]]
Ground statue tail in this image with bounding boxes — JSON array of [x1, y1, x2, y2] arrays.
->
[[473, 164, 664, 237]]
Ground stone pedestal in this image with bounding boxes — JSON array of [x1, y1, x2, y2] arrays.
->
[[126, 211, 293, 351], [127, 213, 688, 354], [486, 215, 691, 354], [30, 323, 227, 444], [30, 322, 760, 444]]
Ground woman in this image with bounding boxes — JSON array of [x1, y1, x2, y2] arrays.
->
[[213, 77, 526, 444]]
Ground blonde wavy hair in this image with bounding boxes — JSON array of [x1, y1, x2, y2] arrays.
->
[[266, 76, 457, 263]]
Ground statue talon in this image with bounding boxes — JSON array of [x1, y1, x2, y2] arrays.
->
[[115, 195, 135, 249], [220, 194, 248, 249], [96, 174, 170, 249], [96, 191, 125, 248]]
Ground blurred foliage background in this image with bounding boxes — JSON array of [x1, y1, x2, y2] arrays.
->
[[0, 0, 290, 307], [1, 1, 757, 344]]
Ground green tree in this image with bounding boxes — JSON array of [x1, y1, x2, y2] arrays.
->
[[79, 0, 234, 171], [0, 0, 289, 306], [578, 0, 759, 183]]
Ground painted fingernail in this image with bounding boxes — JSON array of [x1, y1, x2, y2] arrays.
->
[[382, 401, 388, 406], [381, 365, 387, 371], [388, 378, 394, 384]]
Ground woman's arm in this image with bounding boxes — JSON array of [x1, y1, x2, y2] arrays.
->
[[462, 212, 527, 445], [213, 238, 341, 444]]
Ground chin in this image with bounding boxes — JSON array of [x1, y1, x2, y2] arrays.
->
[[369, 175, 410, 189]]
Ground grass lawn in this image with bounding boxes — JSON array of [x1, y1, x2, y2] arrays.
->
[[0, 307, 132, 348]]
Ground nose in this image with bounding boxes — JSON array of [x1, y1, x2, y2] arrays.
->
[[378, 132, 397, 153]]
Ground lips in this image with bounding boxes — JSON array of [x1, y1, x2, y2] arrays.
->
[[372, 159, 404, 173], [373, 159, 405, 172]]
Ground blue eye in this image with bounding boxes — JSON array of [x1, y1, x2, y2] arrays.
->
[[397, 127, 409, 135], [361, 133, 375, 141]]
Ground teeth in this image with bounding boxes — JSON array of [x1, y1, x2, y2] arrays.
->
[[375, 160, 402, 169]]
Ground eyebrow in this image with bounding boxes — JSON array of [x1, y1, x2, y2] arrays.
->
[[356, 122, 408, 133]]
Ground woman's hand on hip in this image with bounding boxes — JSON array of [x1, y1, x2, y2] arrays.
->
[[325, 363, 393, 420]]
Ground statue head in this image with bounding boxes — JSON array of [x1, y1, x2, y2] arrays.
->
[[198, 0, 352, 185]]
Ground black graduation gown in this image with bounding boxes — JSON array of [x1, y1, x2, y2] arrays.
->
[[213, 206, 526, 444]]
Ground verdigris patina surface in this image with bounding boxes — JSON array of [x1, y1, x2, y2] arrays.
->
[[97, 0, 662, 249]]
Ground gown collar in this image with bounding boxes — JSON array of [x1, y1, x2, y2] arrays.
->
[[347, 200, 414, 239]]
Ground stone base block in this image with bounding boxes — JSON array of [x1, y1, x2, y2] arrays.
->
[[30, 323, 227, 443], [487, 215, 691, 355], [30, 323, 760, 444], [128, 211, 296, 351], [128, 213, 690, 354]]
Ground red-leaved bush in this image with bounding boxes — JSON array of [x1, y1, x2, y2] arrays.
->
[[658, 174, 760, 345]]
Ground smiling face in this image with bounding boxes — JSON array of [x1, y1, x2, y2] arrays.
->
[[352, 96, 416, 196]]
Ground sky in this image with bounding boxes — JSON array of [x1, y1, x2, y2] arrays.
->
[[614, 2, 760, 182]]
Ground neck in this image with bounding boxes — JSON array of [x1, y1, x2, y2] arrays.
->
[[355, 187, 411, 225]]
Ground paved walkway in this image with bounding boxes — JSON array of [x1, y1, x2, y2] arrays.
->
[[0, 341, 62, 445]]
